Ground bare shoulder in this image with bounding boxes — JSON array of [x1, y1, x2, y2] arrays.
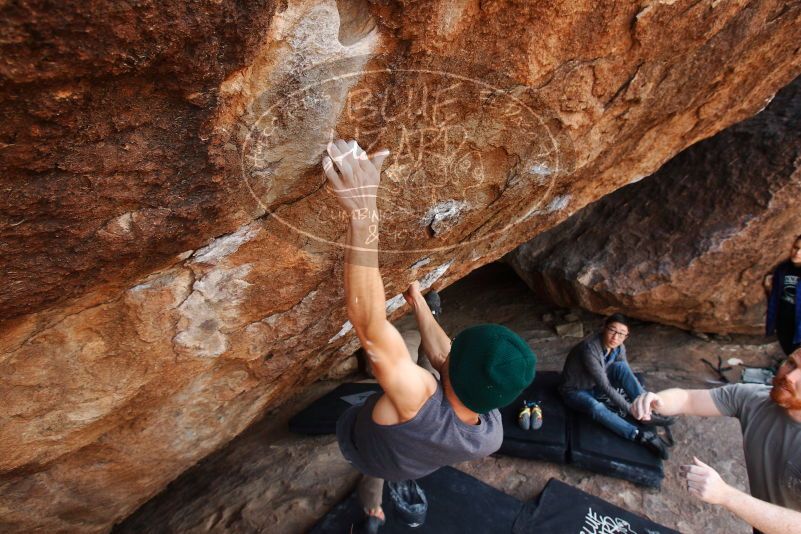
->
[[374, 361, 438, 424]]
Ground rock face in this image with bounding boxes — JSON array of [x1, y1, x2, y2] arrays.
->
[[507, 76, 801, 335], [1, 1, 801, 532]]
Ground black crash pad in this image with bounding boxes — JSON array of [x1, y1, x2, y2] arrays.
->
[[310, 466, 524, 534], [289, 382, 382, 435], [499, 371, 663, 488], [513, 478, 680, 534], [498, 371, 569, 464], [569, 373, 664, 488], [569, 409, 664, 488], [291, 375, 664, 487]]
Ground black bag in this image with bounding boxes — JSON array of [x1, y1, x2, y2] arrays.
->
[[513, 478, 679, 534]]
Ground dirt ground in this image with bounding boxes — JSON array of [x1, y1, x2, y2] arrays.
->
[[114, 263, 783, 533]]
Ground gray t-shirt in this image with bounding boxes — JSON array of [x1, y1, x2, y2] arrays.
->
[[710, 384, 801, 510], [336, 381, 503, 482]]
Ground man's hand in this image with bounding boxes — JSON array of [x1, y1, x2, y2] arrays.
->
[[323, 139, 389, 216], [682, 457, 734, 505], [403, 281, 422, 310], [631, 391, 664, 421]]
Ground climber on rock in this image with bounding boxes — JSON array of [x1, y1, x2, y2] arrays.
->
[[559, 313, 673, 459], [632, 348, 801, 534], [324, 139, 536, 533]]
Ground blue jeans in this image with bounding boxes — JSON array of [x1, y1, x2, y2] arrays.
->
[[562, 362, 645, 441]]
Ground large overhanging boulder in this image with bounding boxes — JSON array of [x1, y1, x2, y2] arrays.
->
[[507, 76, 801, 335], [1, 1, 800, 531]]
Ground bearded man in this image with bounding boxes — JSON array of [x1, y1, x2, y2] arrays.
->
[[632, 349, 801, 534]]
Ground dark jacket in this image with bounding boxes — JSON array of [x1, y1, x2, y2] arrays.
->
[[766, 260, 801, 345], [559, 332, 632, 412]]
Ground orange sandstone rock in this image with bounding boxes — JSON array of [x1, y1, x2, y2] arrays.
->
[[1, 1, 800, 531]]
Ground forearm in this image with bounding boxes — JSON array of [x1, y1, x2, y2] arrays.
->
[[345, 219, 386, 335], [652, 388, 690, 415], [411, 293, 451, 372], [721, 487, 801, 534], [637, 388, 721, 419]]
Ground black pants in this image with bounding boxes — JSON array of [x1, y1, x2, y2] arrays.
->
[[778, 331, 800, 356]]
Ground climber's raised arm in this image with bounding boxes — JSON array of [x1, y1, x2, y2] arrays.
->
[[324, 139, 433, 419]]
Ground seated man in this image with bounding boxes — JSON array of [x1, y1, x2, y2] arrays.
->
[[324, 139, 536, 533], [559, 313, 669, 458], [633, 349, 801, 534]]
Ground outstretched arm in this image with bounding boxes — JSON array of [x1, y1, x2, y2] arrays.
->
[[683, 457, 801, 534], [631, 388, 722, 420], [403, 282, 450, 373], [324, 140, 432, 417]]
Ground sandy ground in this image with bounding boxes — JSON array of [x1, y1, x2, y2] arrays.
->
[[114, 263, 783, 533]]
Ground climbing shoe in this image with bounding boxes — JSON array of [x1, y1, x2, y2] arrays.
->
[[517, 401, 531, 430], [639, 413, 676, 448], [387, 480, 427, 528], [424, 290, 442, 321], [636, 429, 669, 460], [530, 402, 543, 430]]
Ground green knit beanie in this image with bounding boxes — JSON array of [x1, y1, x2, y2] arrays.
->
[[448, 324, 536, 414]]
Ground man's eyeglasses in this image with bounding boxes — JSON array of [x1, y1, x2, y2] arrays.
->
[[605, 326, 629, 339]]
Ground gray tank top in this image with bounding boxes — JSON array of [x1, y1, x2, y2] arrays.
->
[[336, 381, 503, 482]]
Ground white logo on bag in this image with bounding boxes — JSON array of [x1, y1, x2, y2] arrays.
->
[[581, 507, 643, 534]]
